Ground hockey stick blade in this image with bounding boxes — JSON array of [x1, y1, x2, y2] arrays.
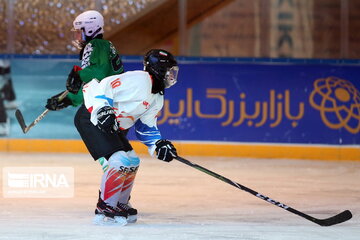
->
[[15, 108, 49, 134], [313, 210, 352, 227], [14, 90, 69, 134], [15, 109, 27, 133], [175, 156, 352, 226]]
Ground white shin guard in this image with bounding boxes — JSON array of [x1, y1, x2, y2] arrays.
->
[[100, 150, 140, 207]]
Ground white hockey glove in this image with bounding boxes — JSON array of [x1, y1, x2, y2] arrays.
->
[[155, 139, 177, 162], [96, 106, 119, 134]]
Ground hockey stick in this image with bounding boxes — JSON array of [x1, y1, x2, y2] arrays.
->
[[175, 156, 352, 226], [15, 90, 69, 134]]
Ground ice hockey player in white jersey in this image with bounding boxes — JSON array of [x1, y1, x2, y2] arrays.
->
[[82, 49, 179, 225]]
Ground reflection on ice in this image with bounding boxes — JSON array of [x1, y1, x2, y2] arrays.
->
[[0, 153, 359, 240]]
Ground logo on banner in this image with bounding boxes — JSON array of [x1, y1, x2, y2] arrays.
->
[[309, 77, 360, 134]]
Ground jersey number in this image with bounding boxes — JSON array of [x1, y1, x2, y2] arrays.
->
[[111, 54, 123, 72]]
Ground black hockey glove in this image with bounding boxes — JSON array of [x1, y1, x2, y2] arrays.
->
[[45, 91, 72, 111], [155, 139, 177, 162], [96, 106, 119, 134], [66, 65, 83, 94]]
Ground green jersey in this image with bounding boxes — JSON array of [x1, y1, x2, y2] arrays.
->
[[67, 38, 124, 106]]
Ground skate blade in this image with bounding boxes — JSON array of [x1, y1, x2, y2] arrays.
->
[[93, 214, 127, 226], [127, 215, 137, 223]]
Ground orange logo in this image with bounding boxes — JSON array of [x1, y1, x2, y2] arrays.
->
[[309, 77, 360, 134], [110, 78, 121, 89]]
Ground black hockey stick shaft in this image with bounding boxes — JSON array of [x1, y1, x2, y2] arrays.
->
[[175, 156, 352, 226], [15, 90, 69, 133]]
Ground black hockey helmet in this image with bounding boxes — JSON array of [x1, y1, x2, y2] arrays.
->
[[144, 49, 179, 94]]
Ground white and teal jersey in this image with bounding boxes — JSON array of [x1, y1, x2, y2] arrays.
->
[[83, 70, 163, 155]]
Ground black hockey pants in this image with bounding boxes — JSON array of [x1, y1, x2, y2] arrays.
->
[[74, 104, 132, 160]]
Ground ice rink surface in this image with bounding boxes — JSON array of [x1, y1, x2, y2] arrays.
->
[[0, 152, 359, 240]]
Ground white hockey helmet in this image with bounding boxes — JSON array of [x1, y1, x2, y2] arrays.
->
[[71, 10, 104, 49]]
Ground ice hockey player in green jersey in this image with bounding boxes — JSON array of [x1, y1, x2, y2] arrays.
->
[[45, 10, 138, 224], [46, 10, 124, 108]]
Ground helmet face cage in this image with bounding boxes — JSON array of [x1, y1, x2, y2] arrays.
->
[[164, 66, 179, 88], [144, 49, 178, 89], [71, 28, 86, 49]]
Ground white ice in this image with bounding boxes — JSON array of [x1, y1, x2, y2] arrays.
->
[[0, 153, 359, 240]]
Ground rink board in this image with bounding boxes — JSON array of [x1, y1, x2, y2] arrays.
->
[[1, 56, 360, 160], [0, 139, 359, 161]]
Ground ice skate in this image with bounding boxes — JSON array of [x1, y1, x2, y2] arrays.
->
[[97, 190, 138, 224], [117, 202, 138, 223], [93, 197, 128, 226]]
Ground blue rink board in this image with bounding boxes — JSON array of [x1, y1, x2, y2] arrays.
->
[[4, 56, 360, 146]]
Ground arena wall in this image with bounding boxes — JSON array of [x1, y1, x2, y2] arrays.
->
[[0, 56, 359, 160]]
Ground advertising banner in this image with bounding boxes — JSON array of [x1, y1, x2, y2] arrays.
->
[[154, 62, 360, 145], [5, 58, 360, 146]]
